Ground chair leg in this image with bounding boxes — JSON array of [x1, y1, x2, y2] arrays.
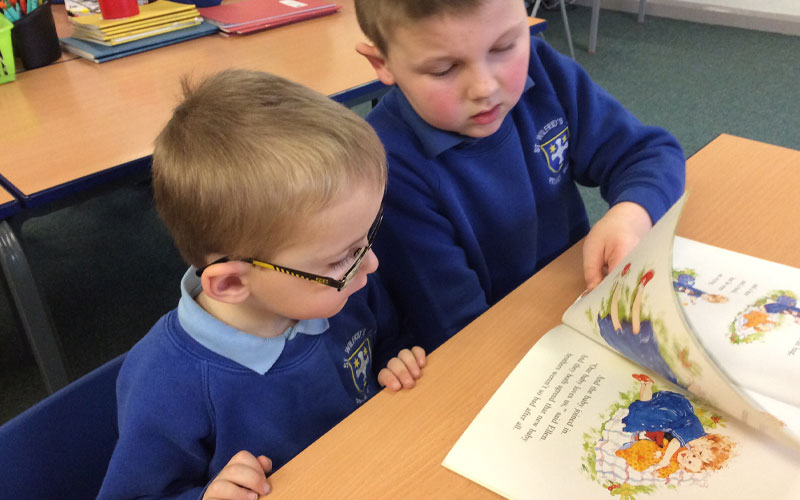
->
[[529, 0, 542, 17], [589, 0, 600, 54], [559, 0, 575, 59], [638, 0, 647, 23], [0, 220, 70, 393]]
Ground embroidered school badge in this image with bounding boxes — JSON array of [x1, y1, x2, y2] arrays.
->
[[541, 126, 570, 174], [346, 337, 372, 393]]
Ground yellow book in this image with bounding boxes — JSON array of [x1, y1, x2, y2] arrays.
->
[[72, 18, 203, 46], [72, 12, 200, 38], [69, 0, 197, 31]]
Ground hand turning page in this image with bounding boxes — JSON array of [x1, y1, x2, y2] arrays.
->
[[443, 193, 800, 499]]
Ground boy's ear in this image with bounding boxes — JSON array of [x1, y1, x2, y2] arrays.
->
[[355, 42, 396, 86], [200, 261, 252, 304]]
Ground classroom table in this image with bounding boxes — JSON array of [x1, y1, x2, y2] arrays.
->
[[0, 189, 18, 220], [2, 4, 546, 206], [263, 134, 800, 498], [2, 0, 385, 206]]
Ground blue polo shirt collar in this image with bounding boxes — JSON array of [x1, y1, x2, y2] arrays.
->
[[177, 268, 329, 375], [396, 76, 535, 158]]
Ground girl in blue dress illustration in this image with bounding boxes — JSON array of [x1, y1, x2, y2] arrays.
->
[[672, 270, 728, 305], [591, 374, 735, 496], [731, 291, 800, 344], [763, 294, 800, 319], [617, 374, 734, 476], [597, 265, 677, 384]]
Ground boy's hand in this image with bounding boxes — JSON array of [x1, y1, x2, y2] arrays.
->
[[203, 451, 272, 500], [583, 202, 652, 291], [378, 347, 426, 391]]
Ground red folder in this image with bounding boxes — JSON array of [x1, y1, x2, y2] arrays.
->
[[198, 0, 340, 35]]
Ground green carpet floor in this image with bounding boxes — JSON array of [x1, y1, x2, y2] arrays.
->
[[537, 6, 800, 221], [1, 5, 798, 423]]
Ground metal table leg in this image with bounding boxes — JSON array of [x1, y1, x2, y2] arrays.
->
[[0, 220, 69, 393], [589, 0, 601, 54]]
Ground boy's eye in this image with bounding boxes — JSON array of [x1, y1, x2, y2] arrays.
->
[[491, 42, 515, 53], [429, 65, 455, 78], [329, 249, 360, 271]]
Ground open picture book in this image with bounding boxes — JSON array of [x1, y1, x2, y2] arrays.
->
[[443, 193, 800, 499]]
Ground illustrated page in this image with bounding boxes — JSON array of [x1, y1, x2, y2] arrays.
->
[[672, 236, 800, 409], [560, 194, 797, 445], [443, 325, 800, 500]]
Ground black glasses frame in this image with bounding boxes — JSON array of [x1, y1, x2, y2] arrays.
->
[[195, 204, 383, 292]]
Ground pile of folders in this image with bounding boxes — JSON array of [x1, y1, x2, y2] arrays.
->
[[197, 0, 339, 36], [59, 0, 218, 63]]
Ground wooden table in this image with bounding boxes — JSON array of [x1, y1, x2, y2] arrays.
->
[[0, 189, 18, 220], [2, 0, 384, 206], [264, 134, 800, 498], [2, 5, 546, 206]]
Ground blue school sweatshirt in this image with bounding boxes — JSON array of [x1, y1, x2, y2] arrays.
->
[[98, 270, 404, 500], [367, 36, 685, 351]]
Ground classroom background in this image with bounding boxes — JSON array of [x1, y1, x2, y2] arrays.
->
[[1, 3, 799, 424]]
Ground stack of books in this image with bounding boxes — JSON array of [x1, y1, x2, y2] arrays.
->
[[60, 0, 218, 62], [69, 0, 203, 46], [198, 0, 339, 36]]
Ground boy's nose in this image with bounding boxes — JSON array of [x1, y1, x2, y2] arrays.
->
[[361, 248, 379, 275], [467, 65, 498, 101]]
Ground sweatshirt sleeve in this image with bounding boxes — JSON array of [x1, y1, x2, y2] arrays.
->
[[531, 38, 686, 222], [372, 147, 490, 352], [366, 273, 425, 368], [98, 346, 213, 500]]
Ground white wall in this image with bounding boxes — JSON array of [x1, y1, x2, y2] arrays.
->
[[573, 0, 800, 36], [675, 0, 799, 15]]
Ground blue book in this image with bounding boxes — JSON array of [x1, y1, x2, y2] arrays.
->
[[59, 22, 218, 63]]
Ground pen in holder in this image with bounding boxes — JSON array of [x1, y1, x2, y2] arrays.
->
[[11, 1, 61, 70]]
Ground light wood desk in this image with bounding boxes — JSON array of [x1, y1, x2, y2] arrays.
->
[[265, 134, 800, 498], [2, 0, 383, 205], [0, 189, 18, 220], [2, 6, 546, 206]]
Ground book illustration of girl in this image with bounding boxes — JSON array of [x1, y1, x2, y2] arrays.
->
[[730, 291, 800, 344], [763, 294, 800, 319], [597, 267, 678, 384], [672, 269, 728, 306], [616, 375, 734, 474], [592, 375, 735, 497]]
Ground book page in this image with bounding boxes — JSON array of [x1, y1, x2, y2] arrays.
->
[[672, 237, 800, 407], [560, 194, 798, 445], [443, 325, 800, 499]]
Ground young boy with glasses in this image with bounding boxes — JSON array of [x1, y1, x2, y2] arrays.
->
[[98, 69, 426, 500], [354, 0, 686, 351]]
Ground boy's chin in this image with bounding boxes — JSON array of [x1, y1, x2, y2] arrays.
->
[[460, 116, 506, 138]]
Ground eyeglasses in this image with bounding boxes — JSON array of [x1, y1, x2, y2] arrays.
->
[[195, 204, 383, 291]]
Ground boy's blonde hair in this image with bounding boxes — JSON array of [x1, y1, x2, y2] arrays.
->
[[153, 69, 386, 268], [355, 0, 484, 56]]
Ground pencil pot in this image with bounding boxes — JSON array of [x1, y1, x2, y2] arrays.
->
[[10, 2, 61, 70], [0, 15, 14, 83], [97, 0, 139, 19]]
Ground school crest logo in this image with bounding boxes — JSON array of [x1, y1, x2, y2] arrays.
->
[[345, 337, 372, 394], [541, 126, 570, 174]]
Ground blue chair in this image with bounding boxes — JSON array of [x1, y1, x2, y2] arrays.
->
[[0, 353, 125, 498]]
